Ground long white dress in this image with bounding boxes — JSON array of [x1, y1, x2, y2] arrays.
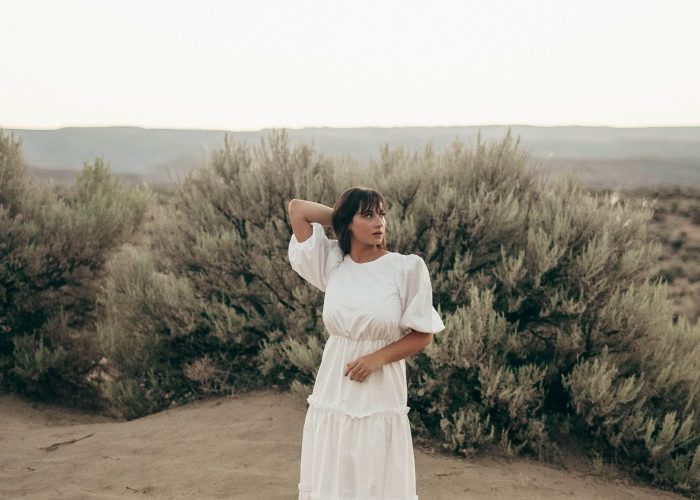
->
[[288, 222, 446, 500]]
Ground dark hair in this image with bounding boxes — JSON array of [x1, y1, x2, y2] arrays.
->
[[332, 186, 388, 256]]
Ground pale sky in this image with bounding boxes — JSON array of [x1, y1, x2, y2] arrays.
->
[[1, 0, 698, 130]]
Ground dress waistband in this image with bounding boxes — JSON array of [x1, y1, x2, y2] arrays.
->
[[327, 334, 393, 343]]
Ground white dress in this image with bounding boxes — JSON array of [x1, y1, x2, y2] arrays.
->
[[288, 222, 446, 500]]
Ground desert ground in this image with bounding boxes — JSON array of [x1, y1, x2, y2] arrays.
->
[[0, 389, 687, 500]]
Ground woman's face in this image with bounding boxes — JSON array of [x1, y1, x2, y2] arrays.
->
[[349, 202, 386, 246]]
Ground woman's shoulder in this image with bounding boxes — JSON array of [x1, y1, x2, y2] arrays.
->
[[390, 253, 422, 304], [393, 253, 431, 284], [393, 252, 423, 266], [379, 250, 413, 266], [385, 252, 422, 278]]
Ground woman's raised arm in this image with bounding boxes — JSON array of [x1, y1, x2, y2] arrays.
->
[[287, 199, 334, 243]]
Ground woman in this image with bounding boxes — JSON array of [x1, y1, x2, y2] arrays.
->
[[287, 186, 446, 500]]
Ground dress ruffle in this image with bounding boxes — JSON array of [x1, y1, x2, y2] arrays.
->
[[307, 394, 410, 419], [298, 398, 419, 500]]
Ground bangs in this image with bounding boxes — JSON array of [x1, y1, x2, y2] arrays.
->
[[358, 192, 384, 215]]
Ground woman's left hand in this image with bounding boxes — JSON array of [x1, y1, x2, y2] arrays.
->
[[345, 353, 385, 383]]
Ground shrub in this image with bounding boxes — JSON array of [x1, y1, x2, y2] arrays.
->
[[97, 130, 338, 416], [373, 131, 700, 495], [0, 129, 150, 409]]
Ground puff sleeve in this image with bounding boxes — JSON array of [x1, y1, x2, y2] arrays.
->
[[398, 254, 446, 335], [288, 222, 342, 292]]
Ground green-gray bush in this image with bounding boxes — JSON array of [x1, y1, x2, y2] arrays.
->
[[0, 129, 150, 408], [375, 132, 700, 495], [96, 131, 339, 416]]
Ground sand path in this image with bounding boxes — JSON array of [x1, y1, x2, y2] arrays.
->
[[0, 389, 686, 499]]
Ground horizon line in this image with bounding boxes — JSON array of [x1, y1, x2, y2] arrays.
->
[[3, 122, 700, 132]]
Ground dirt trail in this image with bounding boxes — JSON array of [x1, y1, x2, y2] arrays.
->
[[0, 389, 686, 499]]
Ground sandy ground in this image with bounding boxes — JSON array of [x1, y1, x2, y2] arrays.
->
[[0, 389, 687, 500]]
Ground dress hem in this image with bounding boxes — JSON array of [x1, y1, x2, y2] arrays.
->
[[299, 483, 419, 500]]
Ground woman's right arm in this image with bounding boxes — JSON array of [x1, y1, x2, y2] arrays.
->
[[287, 199, 334, 243]]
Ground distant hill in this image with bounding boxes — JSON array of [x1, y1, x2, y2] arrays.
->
[[4, 125, 699, 189]]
